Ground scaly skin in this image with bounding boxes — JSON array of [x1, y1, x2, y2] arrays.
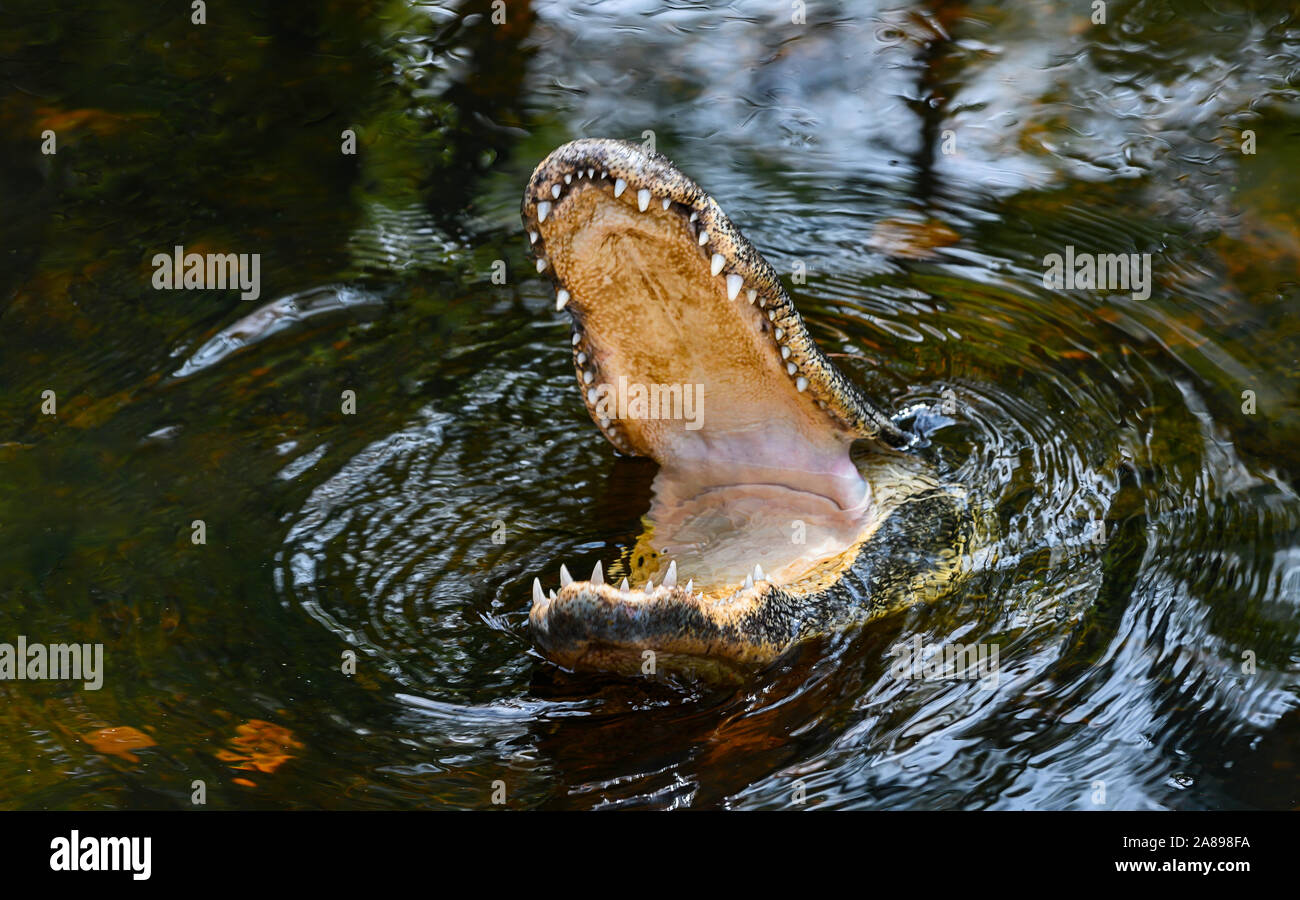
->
[[521, 139, 972, 679]]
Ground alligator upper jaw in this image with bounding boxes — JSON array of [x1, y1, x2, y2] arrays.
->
[[522, 139, 906, 503], [521, 139, 907, 675]]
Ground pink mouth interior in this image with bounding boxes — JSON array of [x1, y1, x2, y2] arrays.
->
[[543, 179, 871, 511]]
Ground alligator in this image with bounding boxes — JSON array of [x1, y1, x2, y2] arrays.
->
[[521, 139, 974, 680]]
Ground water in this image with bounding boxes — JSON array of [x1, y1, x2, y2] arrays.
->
[[1, 0, 1297, 809]]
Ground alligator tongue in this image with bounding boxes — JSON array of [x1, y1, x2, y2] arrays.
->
[[639, 466, 876, 591]]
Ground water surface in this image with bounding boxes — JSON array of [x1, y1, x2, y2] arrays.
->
[[1, 0, 1297, 809]]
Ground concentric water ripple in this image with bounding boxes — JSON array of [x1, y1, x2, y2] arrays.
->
[[270, 0, 1300, 808]]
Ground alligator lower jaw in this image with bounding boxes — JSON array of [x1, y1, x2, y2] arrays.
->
[[530, 469, 891, 674], [528, 583, 784, 682], [528, 558, 861, 679], [521, 139, 907, 676]]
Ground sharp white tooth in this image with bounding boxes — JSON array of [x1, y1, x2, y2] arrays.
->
[[796, 376, 809, 392], [663, 561, 677, 588], [747, 289, 757, 304], [599, 417, 610, 428], [614, 178, 627, 198], [754, 564, 764, 581], [537, 201, 551, 223], [577, 352, 587, 364], [787, 362, 797, 375], [560, 564, 573, 587], [583, 370, 594, 384], [555, 288, 570, 310], [528, 230, 538, 244], [564, 173, 572, 184], [726, 273, 743, 301], [587, 167, 595, 179], [572, 332, 581, 346], [646, 579, 654, 592], [689, 211, 698, 222], [711, 253, 725, 276], [662, 197, 671, 210], [601, 170, 608, 179], [685, 579, 693, 593], [768, 309, 777, 320], [619, 577, 629, 592], [637, 188, 650, 211], [587, 387, 597, 404], [592, 561, 604, 585], [744, 573, 753, 590], [775, 327, 784, 339], [698, 231, 709, 246], [551, 184, 561, 199], [536, 258, 547, 272], [532, 578, 544, 605], [781, 345, 791, 359]]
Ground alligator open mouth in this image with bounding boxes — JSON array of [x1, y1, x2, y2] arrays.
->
[[521, 139, 962, 679]]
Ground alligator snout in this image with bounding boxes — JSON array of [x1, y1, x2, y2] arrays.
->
[[530, 559, 798, 678]]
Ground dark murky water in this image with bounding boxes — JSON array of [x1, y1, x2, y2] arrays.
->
[[1, 0, 1297, 809]]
